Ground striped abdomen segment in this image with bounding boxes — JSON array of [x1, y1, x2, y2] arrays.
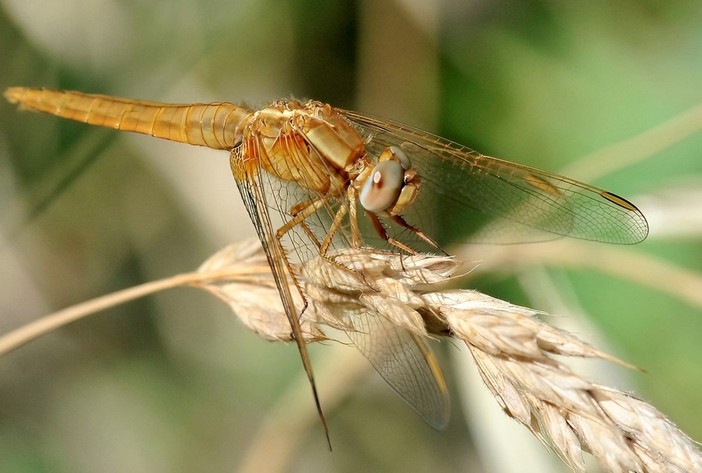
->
[[4, 87, 252, 150]]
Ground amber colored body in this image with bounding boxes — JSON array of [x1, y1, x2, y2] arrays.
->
[[5, 86, 649, 441]]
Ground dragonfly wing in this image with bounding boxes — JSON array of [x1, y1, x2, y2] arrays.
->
[[347, 309, 450, 430], [230, 148, 332, 443], [341, 111, 649, 246], [232, 151, 451, 430]]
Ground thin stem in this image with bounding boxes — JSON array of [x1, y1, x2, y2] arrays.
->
[[563, 101, 702, 181], [0, 268, 263, 357], [459, 241, 702, 309]]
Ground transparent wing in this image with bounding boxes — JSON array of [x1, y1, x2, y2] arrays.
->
[[341, 110, 649, 247], [230, 148, 332, 443], [231, 142, 450, 431], [347, 309, 450, 430], [228, 104, 648, 434]]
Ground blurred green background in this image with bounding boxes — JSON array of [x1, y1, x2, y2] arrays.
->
[[1, 1, 702, 472]]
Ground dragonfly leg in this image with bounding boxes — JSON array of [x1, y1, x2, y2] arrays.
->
[[389, 214, 447, 255], [276, 198, 327, 244], [279, 195, 346, 257], [288, 198, 326, 249], [298, 222, 323, 249], [319, 202, 348, 255], [290, 197, 317, 216], [367, 212, 418, 255], [347, 184, 362, 248], [285, 193, 383, 291]]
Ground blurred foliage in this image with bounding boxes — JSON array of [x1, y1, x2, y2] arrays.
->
[[1, 1, 702, 472]]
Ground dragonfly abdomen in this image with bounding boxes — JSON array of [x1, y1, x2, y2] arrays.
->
[[4, 87, 252, 150]]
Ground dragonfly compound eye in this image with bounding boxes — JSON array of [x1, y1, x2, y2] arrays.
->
[[359, 159, 404, 213], [388, 145, 411, 170]]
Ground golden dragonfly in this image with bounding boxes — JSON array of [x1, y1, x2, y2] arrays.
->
[[4, 87, 648, 442]]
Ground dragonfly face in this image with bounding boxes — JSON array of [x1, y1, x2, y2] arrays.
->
[[358, 145, 420, 216], [4, 87, 649, 442]]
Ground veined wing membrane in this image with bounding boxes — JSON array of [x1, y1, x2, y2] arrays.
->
[[230, 147, 333, 445], [346, 309, 450, 430], [231, 137, 450, 432], [341, 111, 649, 246], [6, 87, 651, 439]]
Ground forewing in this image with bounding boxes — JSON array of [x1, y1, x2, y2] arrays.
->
[[341, 110, 649, 246], [230, 148, 332, 442]]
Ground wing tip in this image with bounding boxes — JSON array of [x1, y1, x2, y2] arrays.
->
[[599, 191, 649, 244]]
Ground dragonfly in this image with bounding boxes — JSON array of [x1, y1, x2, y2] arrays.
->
[[4, 87, 648, 444]]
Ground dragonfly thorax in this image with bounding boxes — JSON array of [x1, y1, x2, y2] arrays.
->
[[239, 99, 366, 196]]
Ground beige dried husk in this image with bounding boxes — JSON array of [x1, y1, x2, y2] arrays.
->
[[195, 241, 702, 473], [1, 239, 700, 473]]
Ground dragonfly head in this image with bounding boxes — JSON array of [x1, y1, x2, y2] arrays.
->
[[359, 146, 419, 215]]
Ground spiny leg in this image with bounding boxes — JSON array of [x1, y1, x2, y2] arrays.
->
[[289, 198, 326, 250], [278, 194, 372, 287], [290, 197, 318, 216], [308, 199, 377, 288], [286, 189, 388, 292], [298, 221, 322, 249], [278, 194, 347, 258], [276, 197, 327, 243], [367, 212, 418, 255], [389, 214, 448, 255], [283, 195, 348, 255], [319, 201, 348, 255], [347, 184, 362, 248]]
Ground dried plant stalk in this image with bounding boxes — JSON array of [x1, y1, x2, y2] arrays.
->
[[1, 239, 700, 472], [194, 241, 701, 472]]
